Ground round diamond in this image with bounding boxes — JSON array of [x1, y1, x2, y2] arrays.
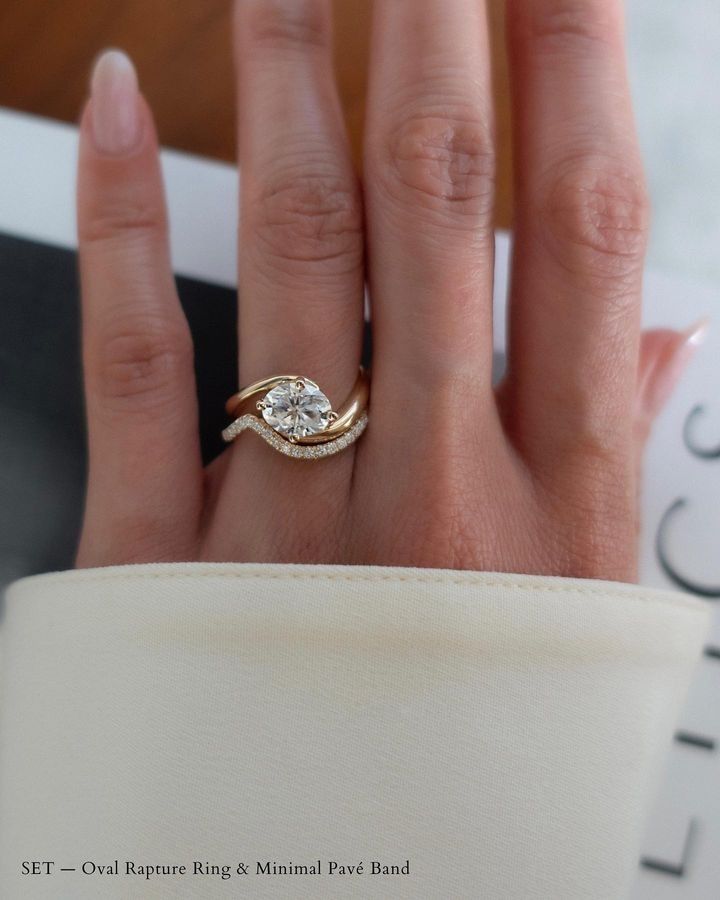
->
[[261, 379, 332, 440]]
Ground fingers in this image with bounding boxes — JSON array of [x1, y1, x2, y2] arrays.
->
[[76, 50, 202, 566], [364, 0, 496, 413], [504, 0, 650, 473], [233, 0, 364, 403]]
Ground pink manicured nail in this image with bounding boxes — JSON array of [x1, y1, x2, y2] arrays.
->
[[643, 317, 710, 417], [683, 316, 711, 350], [90, 49, 141, 155]]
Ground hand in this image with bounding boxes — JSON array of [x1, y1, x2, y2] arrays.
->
[[74, 1, 702, 580]]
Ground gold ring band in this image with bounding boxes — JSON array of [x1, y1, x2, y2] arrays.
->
[[222, 368, 369, 460]]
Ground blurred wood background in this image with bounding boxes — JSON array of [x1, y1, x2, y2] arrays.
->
[[0, 0, 512, 225]]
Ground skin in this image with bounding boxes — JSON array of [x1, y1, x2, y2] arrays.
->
[[75, 0, 697, 581]]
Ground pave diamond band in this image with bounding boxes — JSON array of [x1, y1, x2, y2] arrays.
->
[[222, 369, 369, 459], [222, 412, 368, 459]]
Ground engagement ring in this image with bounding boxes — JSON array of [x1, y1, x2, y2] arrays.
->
[[222, 368, 369, 460]]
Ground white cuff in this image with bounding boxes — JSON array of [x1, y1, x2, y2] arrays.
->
[[0, 564, 711, 899]]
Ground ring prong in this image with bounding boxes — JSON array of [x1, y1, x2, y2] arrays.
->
[[256, 400, 266, 411], [327, 411, 338, 423], [295, 379, 306, 391]]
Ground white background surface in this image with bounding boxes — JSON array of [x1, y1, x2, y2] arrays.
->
[[628, 0, 720, 289]]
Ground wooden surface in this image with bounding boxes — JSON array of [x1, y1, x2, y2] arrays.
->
[[0, 0, 512, 226]]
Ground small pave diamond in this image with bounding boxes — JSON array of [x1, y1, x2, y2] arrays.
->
[[222, 412, 368, 459], [261, 378, 332, 440]]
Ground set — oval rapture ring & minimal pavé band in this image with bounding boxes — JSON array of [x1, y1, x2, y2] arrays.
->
[[222, 368, 369, 461]]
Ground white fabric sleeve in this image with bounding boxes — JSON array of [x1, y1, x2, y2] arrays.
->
[[0, 563, 710, 899]]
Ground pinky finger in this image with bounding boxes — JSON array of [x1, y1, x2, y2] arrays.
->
[[76, 50, 202, 566]]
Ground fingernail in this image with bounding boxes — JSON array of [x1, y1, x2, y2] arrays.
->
[[643, 317, 710, 417], [89, 49, 141, 155], [683, 315, 711, 349]]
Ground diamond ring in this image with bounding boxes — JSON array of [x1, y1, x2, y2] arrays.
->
[[222, 369, 369, 460]]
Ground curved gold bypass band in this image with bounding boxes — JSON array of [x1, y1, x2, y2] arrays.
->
[[222, 369, 369, 460]]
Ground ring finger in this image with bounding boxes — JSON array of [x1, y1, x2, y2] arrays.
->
[[205, 0, 365, 557]]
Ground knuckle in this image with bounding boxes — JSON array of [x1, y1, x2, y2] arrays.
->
[[566, 428, 626, 474], [377, 111, 495, 214], [90, 318, 193, 411], [83, 511, 184, 566], [408, 506, 480, 570], [243, 1, 328, 53], [79, 197, 167, 248], [530, 404, 631, 494], [252, 172, 362, 276], [542, 429, 632, 517], [560, 490, 636, 579], [535, 440, 637, 580], [539, 158, 649, 277], [524, 0, 617, 50], [559, 522, 636, 580]]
